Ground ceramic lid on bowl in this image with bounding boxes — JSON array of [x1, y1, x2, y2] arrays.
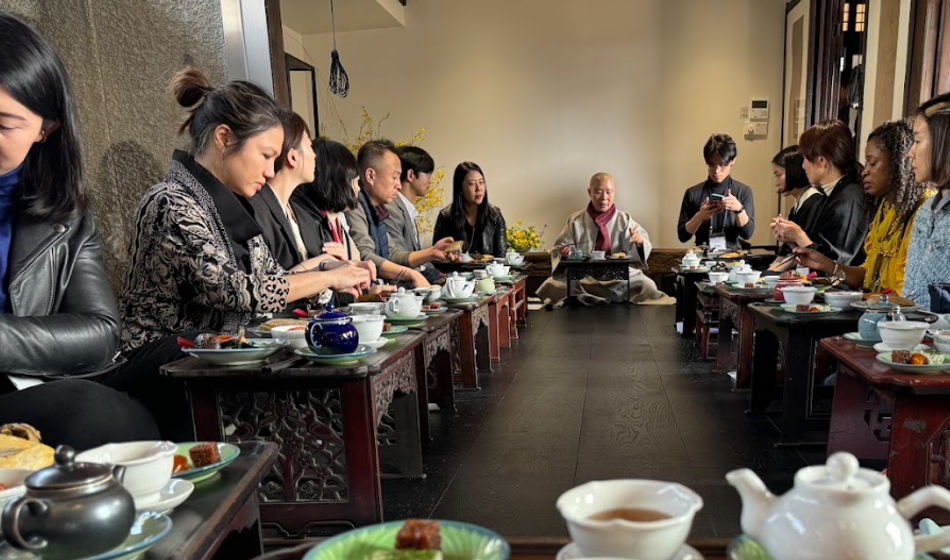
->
[[314, 302, 350, 322], [27, 446, 115, 491], [795, 452, 886, 493]]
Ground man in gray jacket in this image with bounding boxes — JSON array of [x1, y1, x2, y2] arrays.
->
[[387, 146, 455, 281]]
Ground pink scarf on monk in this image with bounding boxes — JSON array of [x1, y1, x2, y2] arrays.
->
[[586, 202, 616, 252]]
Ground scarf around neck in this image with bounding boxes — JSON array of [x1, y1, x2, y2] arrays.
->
[[586, 202, 616, 252], [0, 165, 22, 312]]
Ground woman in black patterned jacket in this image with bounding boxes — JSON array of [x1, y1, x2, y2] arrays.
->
[[110, 68, 369, 438]]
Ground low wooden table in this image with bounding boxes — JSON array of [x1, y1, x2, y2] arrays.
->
[[821, 336, 950, 504], [161, 332, 428, 538], [503, 274, 528, 332], [747, 303, 859, 445], [562, 258, 632, 307], [673, 266, 709, 337], [695, 281, 720, 360], [444, 294, 495, 387], [148, 441, 277, 560], [713, 284, 770, 388], [411, 308, 463, 412], [489, 285, 514, 361]]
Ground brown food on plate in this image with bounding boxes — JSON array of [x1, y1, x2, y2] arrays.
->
[[610, 252, 626, 258], [257, 318, 309, 332], [0, 483, 7, 491], [430, 302, 441, 309], [0, 423, 42, 442], [383, 323, 392, 332], [0, 433, 54, 470], [172, 454, 189, 474], [395, 519, 441, 550], [444, 240, 464, 253], [910, 353, 929, 365], [891, 350, 912, 364], [188, 442, 221, 468]]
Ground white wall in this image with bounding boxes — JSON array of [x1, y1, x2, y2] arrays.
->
[[296, 0, 786, 247]]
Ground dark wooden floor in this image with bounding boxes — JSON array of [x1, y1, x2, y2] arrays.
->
[[381, 304, 822, 539]]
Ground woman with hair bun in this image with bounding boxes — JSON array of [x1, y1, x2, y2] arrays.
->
[[0, 10, 160, 448], [112, 67, 368, 438], [769, 145, 824, 261], [795, 120, 931, 293], [771, 119, 869, 265]]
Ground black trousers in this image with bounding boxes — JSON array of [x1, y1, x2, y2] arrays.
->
[[0, 379, 161, 451], [99, 332, 195, 442]]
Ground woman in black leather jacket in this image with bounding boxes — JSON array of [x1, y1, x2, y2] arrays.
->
[[0, 11, 160, 448], [433, 161, 508, 257]]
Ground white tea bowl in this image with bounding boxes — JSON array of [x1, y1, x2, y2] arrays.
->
[[347, 302, 386, 315], [350, 314, 385, 343], [77, 441, 176, 502], [780, 286, 817, 306], [823, 291, 864, 308], [707, 272, 729, 284], [270, 324, 309, 348], [878, 321, 929, 350], [556, 479, 703, 560], [934, 330, 950, 353]]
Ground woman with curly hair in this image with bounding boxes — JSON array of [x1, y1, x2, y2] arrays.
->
[[795, 120, 931, 293]]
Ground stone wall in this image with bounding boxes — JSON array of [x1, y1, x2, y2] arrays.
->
[[1, 0, 227, 286]]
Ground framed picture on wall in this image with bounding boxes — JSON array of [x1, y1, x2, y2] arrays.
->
[[285, 53, 319, 135], [783, 0, 811, 148]]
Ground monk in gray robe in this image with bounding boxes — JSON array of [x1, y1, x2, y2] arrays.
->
[[537, 173, 673, 306]]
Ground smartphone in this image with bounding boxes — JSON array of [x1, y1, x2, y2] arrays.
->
[[709, 193, 726, 200]]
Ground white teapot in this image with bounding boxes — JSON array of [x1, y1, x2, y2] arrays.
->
[[485, 262, 510, 279], [681, 250, 701, 269], [727, 452, 950, 560], [443, 272, 475, 299], [385, 288, 423, 319], [505, 250, 524, 266], [728, 260, 751, 284]]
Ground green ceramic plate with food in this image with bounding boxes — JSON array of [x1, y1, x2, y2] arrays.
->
[[382, 325, 409, 337], [303, 520, 510, 560], [171, 442, 241, 483], [875, 350, 950, 374]]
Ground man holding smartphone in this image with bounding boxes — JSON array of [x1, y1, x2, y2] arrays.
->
[[676, 134, 755, 249]]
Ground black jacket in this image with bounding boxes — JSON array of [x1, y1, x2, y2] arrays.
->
[[433, 205, 508, 258], [247, 185, 325, 271], [1, 208, 119, 376], [810, 177, 869, 266]]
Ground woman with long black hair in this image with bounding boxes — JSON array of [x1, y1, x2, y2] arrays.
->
[[433, 162, 508, 258], [0, 11, 160, 448]]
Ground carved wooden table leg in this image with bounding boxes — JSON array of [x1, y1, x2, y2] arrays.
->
[[455, 310, 480, 388], [827, 364, 890, 460], [717, 297, 738, 378], [888, 395, 950, 500], [373, 351, 424, 479], [735, 304, 757, 389], [488, 296, 502, 361], [473, 304, 492, 372]]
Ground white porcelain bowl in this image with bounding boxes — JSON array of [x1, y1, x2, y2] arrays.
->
[[762, 276, 781, 290], [0, 468, 32, 508], [780, 286, 817, 305], [77, 441, 176, 501], [878, 321, 930, 350], [413, 286, 442, 302], [347, 302, 386, 315], [823, 291, 864, 308], [270, 324, 309, 348], [350, 314, 385, 344], [590, 251, 606, 260], [707, 272, 729, 284], [735, 270, 762, 284], [934, 330, 950, 353], [556, 479, 703, 560]]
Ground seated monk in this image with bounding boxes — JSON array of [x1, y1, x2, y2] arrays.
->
[[537, 173, 674, 307]]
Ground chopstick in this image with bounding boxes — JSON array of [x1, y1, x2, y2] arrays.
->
[[774, 253, 798, 268]]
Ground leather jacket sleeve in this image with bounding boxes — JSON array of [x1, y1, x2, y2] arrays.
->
[[489, 210, 508, 257], [0, 212, 120, 376]]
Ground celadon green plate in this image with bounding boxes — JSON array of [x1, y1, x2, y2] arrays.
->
[[726, 534, 935, 559], [303, 520, 510, 560], [0, 511, 172, 559], [171, 442, 241, 483]]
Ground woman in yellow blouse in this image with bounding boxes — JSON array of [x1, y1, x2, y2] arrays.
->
[[796, 120, 931, 294]]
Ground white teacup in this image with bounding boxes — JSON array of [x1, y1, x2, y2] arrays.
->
[[477, 277, 496, 293], [351, 314, 385, 343], [556, 479, 702, 560], [77, 441, 177, 502], [347, 302, 385, 315], [590, 250, 606, 261]]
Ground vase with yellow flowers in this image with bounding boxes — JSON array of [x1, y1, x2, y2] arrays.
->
[[506, 220, 545, 253]]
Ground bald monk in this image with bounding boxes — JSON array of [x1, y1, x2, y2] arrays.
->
[[537, 173, 673, 306]]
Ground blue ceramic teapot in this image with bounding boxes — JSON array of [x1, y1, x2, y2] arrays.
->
[[305, 304, 359, 354], [858, 295, 900, 342]]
